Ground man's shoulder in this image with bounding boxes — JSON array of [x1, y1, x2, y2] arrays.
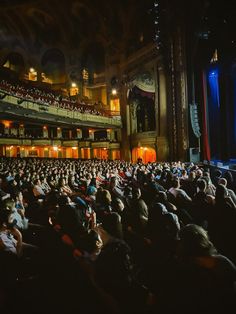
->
[[228, 188, 236, 195]]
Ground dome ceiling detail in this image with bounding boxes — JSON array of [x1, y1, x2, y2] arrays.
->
[[0, 0, 154, 60]]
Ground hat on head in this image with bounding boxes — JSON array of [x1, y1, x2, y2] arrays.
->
[[86, 185, 97, 196]]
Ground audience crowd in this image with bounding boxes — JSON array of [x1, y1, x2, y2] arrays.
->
[[0, 79, 111, 117], [0, 157, 236, 314]]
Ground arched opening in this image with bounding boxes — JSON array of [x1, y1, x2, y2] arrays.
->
[[128, 85, 156, 133], [41, 49, 66, 84], [132, 146, 156, 163]]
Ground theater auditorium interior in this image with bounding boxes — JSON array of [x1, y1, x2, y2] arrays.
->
[[0, 0, 236, 313]]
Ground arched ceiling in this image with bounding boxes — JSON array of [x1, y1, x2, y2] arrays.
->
[[0, 0, 154, 63]]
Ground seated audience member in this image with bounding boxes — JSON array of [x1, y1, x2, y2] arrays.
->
[[154, 191, 177, 213], [153, 224, 236, 314], [168, 177, 192, 211], [108, 176, 125, 201], [40, 177, 51, 194], [223, 170, 234, 190], [58, 177, 73, 196], [101, 211, 123, 240], [176, 225, 236, 312], [202, 173, 216, 197], [218, 177, 236, 206], [77, 229, 103, 261], [0, 209, 23, 257], [94, 239, 150, 314], [129, 187, 149, 235], [0, 187, 10, 201], [7, 179, 20, 199], [4, 198, 29, 231], [95, 188, 112, 214], [55, 195, 86, 246], [86, 185, 97, 203], [212, 169, 222, 187], [111, 197, 125, 216], [192, 179, 214, 228], [32, 179, 46, 199], [208, 184, 236, 262], [142, 172, 165, 205]]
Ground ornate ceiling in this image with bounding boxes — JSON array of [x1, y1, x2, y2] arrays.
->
[[0, 0, 154, 68]]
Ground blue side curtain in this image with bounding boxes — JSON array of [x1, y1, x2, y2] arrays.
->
[[207, 68, 221, 160]]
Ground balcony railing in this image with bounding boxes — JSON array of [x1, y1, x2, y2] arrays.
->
[[0, 136, 120, 149], [0, 91, 122, 128]]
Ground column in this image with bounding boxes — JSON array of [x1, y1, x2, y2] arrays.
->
[[76, 128, 82, 139], [57, 127, 62, 138], [69, 130, 72, 139], [110, 129, 116, 141], [174, 26, 189, 160], [89, 130, 94, 140], [19, 124, 25, 137], [107, 129, 111, 140], [43, 126, 48, 138], [158, 64, 168, 136], [78, 147, 81, 158], [130, 101, 138, 134], [108, 149, 113, 160]]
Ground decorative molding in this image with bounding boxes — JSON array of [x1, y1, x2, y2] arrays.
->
[[52, 140, 61, 146], [0, 138, 20, 145], [91, 142, 109, 148], [109, 143, 120, 149], [32, 139, 51, 145], [62, 140, 78, 147], [79, 141, 90, 148]]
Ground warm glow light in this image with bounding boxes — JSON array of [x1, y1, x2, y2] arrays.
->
[[144, 147, 148, 151], [29, 68, 35, 73], [72, 147, 77, 150], [57, 127, 61, 130], [2, 120, 10, 128], [53, 146, 58, 151], [71, 82, 77, 88], [43, 126, 47, 129], [111, 89, 117, 95], [31, 146, 35, 149]]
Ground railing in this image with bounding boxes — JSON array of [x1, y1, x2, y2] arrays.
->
[[0, 92, 122, 127], [0, 136, 120, 148]]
